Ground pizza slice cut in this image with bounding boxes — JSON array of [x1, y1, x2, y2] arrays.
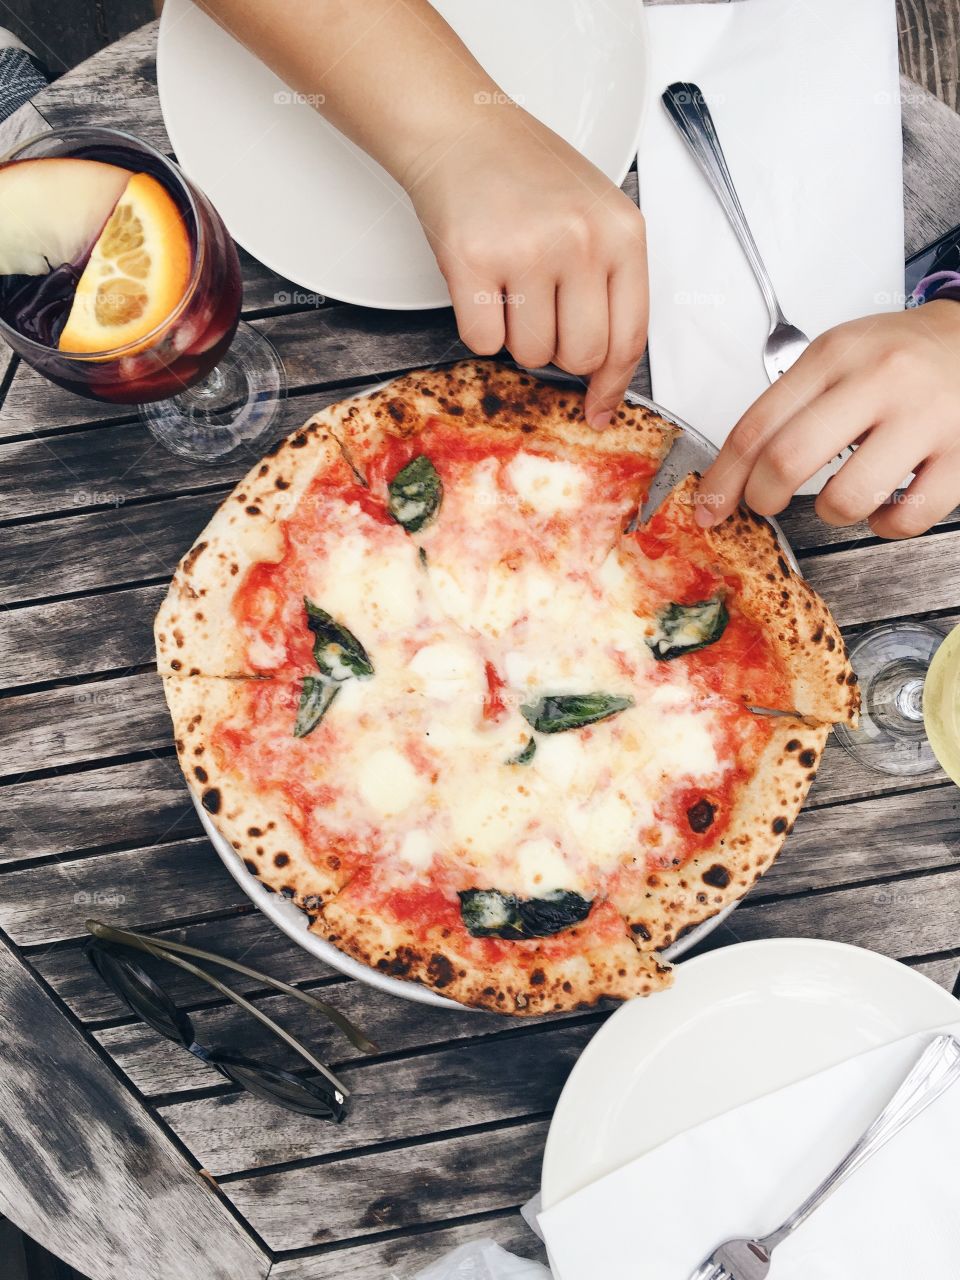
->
[[621, 474, 859, 725]]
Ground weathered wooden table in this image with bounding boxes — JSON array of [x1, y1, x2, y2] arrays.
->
[[1, 18, 959, 1280]]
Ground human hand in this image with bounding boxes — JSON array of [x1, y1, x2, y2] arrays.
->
[[695, 302, 960, 538], [404, 101, 649, 428]]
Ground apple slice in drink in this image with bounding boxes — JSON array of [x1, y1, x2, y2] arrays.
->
[[0, 157, 130, 277]]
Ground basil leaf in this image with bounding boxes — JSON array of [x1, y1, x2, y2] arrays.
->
[[304, 599, 374, 680], [520, 693, 634, 734], [506, 737, 537, 766], [293, 676, 339, 738], [645, 596, 729, 661], [388, 454, 443, 532], [459, 888, 592, 939]]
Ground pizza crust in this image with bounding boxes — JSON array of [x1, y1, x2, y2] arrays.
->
[[317, 893, 673, 1015], [331, 358, 679, 474], [161, 676, 347, 907], [642, 475, 859, 725], [610, 715, 830, 951]]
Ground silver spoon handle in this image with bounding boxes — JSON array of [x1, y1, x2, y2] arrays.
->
[[762, 1034, 960, 1252], [661, 82, 785, 326]]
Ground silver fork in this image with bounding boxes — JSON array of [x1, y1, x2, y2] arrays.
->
[[688, 1034, 960, 1280], [661, 82, 809, 382]]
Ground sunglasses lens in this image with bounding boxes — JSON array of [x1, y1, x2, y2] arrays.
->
[[213, 1053, 347, 1120], [86, 942, 194, 1046]]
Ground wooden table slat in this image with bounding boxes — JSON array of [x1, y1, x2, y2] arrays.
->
[[0, 940, 269, 1280], [223, 1118, 550, 1252]]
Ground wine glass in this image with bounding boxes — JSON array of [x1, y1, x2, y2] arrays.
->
[[834, 621, 960, 783], [0, 126, 285, 461]]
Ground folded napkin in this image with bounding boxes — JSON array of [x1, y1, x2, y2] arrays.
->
[[639, 0, 905, 491], [539, 1020, 960, 1279]]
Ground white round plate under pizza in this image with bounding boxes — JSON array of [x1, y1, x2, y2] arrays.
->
[[156, 361, 859, 1015]]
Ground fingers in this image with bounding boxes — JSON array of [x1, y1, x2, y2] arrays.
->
[[869, 450, 960, 539], [742, 378, 880, 517], [555, 267, 609, 383], [584, 263, 649, 428], [814, 421, 923, 528], [504, 279, 557, 370], [446, 273, 506, 357], [695, 338, 838, 526]]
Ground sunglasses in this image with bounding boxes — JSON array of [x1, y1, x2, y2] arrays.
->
[[85, 920, 378, 1119]]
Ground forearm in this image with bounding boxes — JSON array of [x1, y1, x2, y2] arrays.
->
[[196, 0, 500, 186]]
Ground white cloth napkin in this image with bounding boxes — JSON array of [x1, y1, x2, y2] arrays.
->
[[538, 1020, 960, 1279], [639, 0, 905, 491]]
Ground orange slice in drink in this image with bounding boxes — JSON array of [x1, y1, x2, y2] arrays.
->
[[59, 172, 192, 355]]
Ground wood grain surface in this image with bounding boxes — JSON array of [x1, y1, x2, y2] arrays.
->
[[0, 8, 958, 1280]]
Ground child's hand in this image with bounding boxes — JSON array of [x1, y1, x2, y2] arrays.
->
[[695, 302, 960, 538], [404, 103, 649, 428]]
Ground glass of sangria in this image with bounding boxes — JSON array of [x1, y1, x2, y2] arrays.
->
[[0, 126, 285, 461]]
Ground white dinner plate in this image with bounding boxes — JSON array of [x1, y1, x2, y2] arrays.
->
[[541, 938, 960, 1207], [156, 0, 649, 310]]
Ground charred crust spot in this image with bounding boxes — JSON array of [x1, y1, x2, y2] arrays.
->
[[280, 885, 296, 899], [846, 671, 858, 685], [201, 786, 221, 814], [258, 464, 269, 476], [826, 634, 836, 651], [243, 858, 258, 874], [275, 476, 290, 489], [772, 816, 789, 834], [290, 433, 308, 449], [481, 392, 503, 417], [836, 672, 846, 684], [702, 863, 731, 889], [812, 626, 824, 643], [170, 659, 182, 671], [562, 980, 573, 993], [687, 797, 717, 833], [247, 826, 263, 837], [785, 738, 801, 751], [274, 852, 290, 868], [193, 766, 208, 783], [245, 505, 260, 516], [182, 541, 208, 575], [327, 855, 341, 871], [798, 748, 817, 768], [387, 399, 405, 423], [379, 948, 415, 978], [696, 892, 708, 904], [630, 922, 652, 941]]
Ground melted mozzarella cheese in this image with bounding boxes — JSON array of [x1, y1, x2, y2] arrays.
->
[[290, 450, 738, 897], [410, 640, 483, 701], [399, 829, 435, 870], [356, 747, 426, 817], [303, 530, 422, 637], [514, 838, 585, 896], [505, 452, 585, 514]]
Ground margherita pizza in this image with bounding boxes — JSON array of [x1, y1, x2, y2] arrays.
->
[[156, 361, 857, 1014]]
